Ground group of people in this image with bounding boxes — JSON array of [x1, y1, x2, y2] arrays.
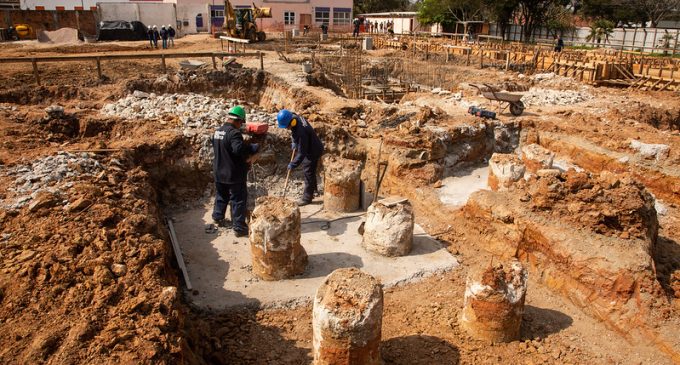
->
[[147, 25, 176, 49], [353, 18, 394, 37], [211, 106, 324, 237]]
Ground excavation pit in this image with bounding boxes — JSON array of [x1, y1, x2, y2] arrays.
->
[[171, 200, 458, 309], [438, 165, 490, 207]]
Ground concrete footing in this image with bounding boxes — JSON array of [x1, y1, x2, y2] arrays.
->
[[313, 268, 383, 365], [323, 156, 362, 212], [488, 153, 526, 191], [460, 259, 528, 342], [249, 196, 307, 281], [362, 198, 414, 257], [521, 144, 555, 173]]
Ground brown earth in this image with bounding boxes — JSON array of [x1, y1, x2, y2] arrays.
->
[[0, 34, 679, 364]]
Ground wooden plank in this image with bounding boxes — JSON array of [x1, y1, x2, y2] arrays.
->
[[0, 52, 260, 64], [219, 35, 250, 44]]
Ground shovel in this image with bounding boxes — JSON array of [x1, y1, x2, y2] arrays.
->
[[282, 148, 297, 198]]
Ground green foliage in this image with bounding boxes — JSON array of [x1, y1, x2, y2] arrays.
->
[[586, 18, 615, 45], [416, 0, 484, 25], [354, 0, 411, 15], [545, 3, 576, 36]]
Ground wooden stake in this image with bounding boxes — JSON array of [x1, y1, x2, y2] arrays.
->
[[96, 57, 102, 79], [32, 58, 40, 85], [161, 54, 167, 73]]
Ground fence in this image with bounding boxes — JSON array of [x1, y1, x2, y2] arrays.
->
[[489, 24, 680, 55]]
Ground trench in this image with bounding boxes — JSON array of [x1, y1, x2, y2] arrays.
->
[[3, 57, 680, 364]]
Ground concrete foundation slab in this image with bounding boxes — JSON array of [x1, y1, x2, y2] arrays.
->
[[172, 200, 459, 309]]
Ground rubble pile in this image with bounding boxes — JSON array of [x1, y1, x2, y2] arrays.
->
[[101, 92, 276, 130], [2, 152, 103, 209], [530, 72, 581, 89], [521, 88, 592, 106]]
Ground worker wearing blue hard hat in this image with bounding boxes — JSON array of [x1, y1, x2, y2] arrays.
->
[[277, 109, 324, 206]]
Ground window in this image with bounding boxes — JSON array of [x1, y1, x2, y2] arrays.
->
[[211, 9, 224, 18], [333, 9, 351, 25], [315, 8, 329, 24], [284, 11, 295, 25]]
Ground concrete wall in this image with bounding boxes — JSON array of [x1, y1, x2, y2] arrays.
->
[[0, 9, 96, 37], [98, 2, 177, 30]]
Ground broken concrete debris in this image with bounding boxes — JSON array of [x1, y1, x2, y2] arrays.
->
[[521, 143, 555, 173], [488, 153, 525, 191], [630, 139, 670, 162], [2, 152, 103, 209], [313, 268, 383, 365], [249, 196, 307, 280]]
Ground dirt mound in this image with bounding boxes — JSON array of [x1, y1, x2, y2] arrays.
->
[[37, 27, 80, 44], [608, 102, 680, 132], [0, 159, 183, 363], [522, 170, 658, 242]]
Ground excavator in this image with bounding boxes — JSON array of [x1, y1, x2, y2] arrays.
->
[[222, 1, 271, 42]]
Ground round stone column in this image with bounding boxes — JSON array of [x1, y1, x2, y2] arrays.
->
[[460, 259, 528, 342], [313, 268, 383, 365], [323, 156, 362, 212], [249, 196, 307, 280], [362, 199, 414, 257]]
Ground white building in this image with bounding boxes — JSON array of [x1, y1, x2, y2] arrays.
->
[[360, 12, 441, 35], [172, 0, 354, 35]]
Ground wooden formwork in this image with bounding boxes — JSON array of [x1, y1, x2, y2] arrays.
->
[[371, 34, 680, 91]]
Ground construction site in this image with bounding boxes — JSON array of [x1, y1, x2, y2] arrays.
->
[[1, 23, 680, 365]]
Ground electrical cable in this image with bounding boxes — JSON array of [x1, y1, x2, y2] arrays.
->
[[301, 213, 366, 230]]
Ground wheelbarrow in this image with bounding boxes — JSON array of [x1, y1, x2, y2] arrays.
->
[[470, 83, 526, 116]]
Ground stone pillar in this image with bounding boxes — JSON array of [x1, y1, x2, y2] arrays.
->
[[521, 144, 555, 173], [249, 196, 307, 281], [313, 268, 383, 365], [323, 156, 362, 212], [488, 153, 526, 191], [460, 260, 528, 342], [362, 198, 414, 257]]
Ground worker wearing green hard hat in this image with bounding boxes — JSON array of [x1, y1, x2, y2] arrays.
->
[[211, 105, 259, 237]]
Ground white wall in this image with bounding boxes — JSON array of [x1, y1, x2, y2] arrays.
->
[[20, 0, 164, 11], [489, 23, 680, 53], [176, 3, 208, 34], [98, 2, 177, 30]]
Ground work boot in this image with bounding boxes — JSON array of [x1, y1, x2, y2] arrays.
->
[[234, 229, 248, 238], [297, 198, 312, 206], [213, 218, 232, 228]]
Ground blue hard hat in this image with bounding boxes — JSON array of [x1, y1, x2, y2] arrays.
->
[[277, 109, 293, 128]]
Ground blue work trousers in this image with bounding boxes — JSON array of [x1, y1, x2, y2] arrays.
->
[[212, 181, 248, 233]]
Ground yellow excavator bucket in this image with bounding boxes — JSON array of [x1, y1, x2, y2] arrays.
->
[[257, 7, 272, 18]]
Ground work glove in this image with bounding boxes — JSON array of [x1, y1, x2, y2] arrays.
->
[[291, 142, 297, 150], [250, 143, 259, 153], [287, 163, 295, 170]]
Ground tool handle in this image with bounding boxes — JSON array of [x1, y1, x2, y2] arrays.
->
[[282, 148, 296, 198]]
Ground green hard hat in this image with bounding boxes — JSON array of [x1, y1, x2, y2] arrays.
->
[[228, 105, 246, 121]]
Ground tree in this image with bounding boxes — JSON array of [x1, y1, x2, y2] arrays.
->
[[628, 0, 680, 27], [417, 0, 485, 33], [354, 0, 411, 15], [545, 3, 576, 37], [483, 0, 521, 40], [579, 0, 652, 26], [586, 18, 615, 45], [517, 0, 569, 42]]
